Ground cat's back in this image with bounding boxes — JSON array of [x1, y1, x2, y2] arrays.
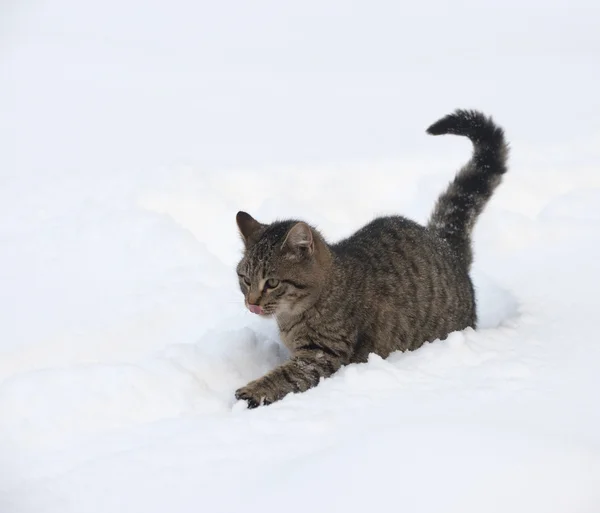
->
[[332, 215, 443, 259], [331, 215, 468, 291]]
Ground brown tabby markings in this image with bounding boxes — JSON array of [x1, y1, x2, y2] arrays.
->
[[234, 109, 509, 408]]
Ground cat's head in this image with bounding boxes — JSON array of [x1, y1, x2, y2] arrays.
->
[[235, 211, 330, 318]]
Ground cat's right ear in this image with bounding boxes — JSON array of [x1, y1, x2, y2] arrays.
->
[[281, 222, 314, 259], [236, 211, 264, 247]]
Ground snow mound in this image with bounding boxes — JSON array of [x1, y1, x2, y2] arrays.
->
[[0, 328, 284, 451]]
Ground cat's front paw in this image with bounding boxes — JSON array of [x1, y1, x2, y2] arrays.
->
[[234, 379, 282, 409]]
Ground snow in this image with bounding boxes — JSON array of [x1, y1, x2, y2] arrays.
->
[[2, 1, 600, 512]]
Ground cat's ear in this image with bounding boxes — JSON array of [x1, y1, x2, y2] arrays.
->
[[236, 211, 264, 247], [282, 222, 314, 258]]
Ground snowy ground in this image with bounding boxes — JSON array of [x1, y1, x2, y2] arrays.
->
[[2, 1, 600, 512]]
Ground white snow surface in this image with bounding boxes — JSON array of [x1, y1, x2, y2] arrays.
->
[[2, 1, 600, 512]]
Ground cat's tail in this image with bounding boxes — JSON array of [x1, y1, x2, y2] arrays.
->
[[426, 109, 509, 268]]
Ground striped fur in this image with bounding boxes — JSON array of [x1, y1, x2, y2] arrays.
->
[[426, 109, 509, 267], [234, 109, 509, 408]]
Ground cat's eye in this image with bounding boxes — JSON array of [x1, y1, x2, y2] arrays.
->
[[239, 275, 251, 286], [265, 278, 280, 289]]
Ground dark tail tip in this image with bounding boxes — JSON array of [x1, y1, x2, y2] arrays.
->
[[426, 109, 504, 146]]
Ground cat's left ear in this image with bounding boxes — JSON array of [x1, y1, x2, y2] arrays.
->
[[282, 222, 314, 257], [236, 211, 265, 247]]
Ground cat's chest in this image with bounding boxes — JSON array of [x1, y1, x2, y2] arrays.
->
[[277, 316, 314, 352], [278, 325, 303, 351]]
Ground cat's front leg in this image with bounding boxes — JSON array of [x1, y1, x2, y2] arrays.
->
[[235, 345, 350, 408]]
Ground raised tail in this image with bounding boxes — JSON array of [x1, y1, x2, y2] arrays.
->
[[426, 109, 509, 268]]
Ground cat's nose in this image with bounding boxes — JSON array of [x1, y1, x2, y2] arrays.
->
[[248, 292, 260, 305]]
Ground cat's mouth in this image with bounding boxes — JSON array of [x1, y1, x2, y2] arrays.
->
[[248, 304, 266, 315]]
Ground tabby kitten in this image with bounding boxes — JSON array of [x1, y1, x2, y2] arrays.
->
[[235, 109, 508, 408]]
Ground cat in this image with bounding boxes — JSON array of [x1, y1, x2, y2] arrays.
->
[[234, 109, 508, 408]]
